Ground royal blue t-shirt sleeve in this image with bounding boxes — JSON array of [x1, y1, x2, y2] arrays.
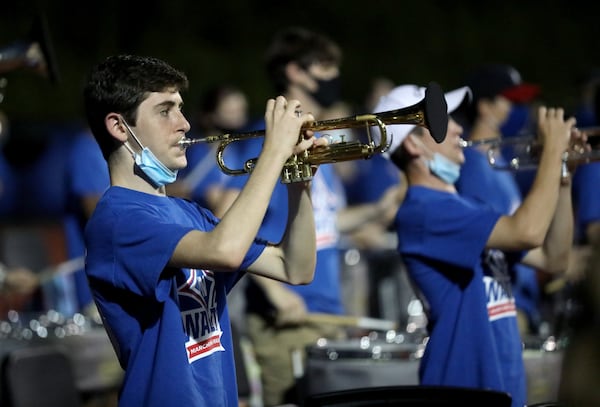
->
[[190, 202, 266, 272], [112, 208, 194, 300]]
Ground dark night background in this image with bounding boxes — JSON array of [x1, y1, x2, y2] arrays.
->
[[1, 0, 600, 124]]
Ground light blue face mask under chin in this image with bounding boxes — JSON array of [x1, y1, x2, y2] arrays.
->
[[121, 117, 178, 187], [428, 152, 461, 185], [134, 147, 178, 187]]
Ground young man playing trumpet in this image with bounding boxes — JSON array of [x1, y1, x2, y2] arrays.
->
[[82, 54, 319, 407], [374, 83, 580, 407]]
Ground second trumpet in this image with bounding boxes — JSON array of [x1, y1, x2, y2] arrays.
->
[[459, 127, 600, 171]]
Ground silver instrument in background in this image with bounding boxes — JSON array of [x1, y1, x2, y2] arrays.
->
[[459, 127, 600, 173]]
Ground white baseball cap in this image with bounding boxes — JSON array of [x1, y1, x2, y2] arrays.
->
[[372, 84, 471, 158]]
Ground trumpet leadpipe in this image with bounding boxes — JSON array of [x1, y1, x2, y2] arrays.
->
[[178, 133, 246, 148]]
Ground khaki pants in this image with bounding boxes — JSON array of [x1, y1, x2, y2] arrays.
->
[[247, 313, 344, 406]]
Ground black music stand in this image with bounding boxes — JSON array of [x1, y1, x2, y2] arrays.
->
[[303, 385, 512, 407]]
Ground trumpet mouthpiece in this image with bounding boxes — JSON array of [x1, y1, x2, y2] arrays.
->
[[178, 137, 195, 148]]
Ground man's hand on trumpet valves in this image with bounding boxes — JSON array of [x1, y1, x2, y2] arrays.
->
[[570, 127, 592, 157], [536, 106, 576, 157], [263, 96, 316, 159]]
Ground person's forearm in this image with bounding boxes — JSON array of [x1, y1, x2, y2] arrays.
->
[[278, 183, 316, 285], [511, 143, 564, 247], [212, 148, 287, 264], [542, 184, 574, 273], [335, 203, 379, 234]]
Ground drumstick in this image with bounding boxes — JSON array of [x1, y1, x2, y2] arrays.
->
[[304, 313, 398, 331], [37, 256, 85, 284]]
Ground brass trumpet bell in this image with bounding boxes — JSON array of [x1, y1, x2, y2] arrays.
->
[[180, 81, 449, 183]]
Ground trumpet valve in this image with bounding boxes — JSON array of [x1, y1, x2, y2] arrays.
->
[[281, 155, 313, 184]]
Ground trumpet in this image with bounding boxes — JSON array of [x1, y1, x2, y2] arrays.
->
[[179, 82, 449, 183], [0, 14, 59, 81], [0, 14, 60, 104], [459, 127, 600, 172]]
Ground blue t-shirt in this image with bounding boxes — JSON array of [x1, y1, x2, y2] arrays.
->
[[456, 147, 541, 331], [85, 187, 265, 407], [395, 186, 525, 407]]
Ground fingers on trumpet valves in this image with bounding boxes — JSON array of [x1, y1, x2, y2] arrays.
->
[[568, 127, 590, 154], [282, 97, 301, 115]]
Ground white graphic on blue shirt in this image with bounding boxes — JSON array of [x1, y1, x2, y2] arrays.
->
[[312, 169, 344, 250], [178, 268, 224, 363], [482, 249, 516, 321]]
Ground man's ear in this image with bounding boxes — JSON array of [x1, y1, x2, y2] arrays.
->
[[403, 133, 422, 156], [105, 113, 128, 142]]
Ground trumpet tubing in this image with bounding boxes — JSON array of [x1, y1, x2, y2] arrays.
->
[[180, 81, 449, 183]]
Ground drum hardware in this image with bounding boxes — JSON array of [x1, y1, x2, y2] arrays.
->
[[304, 313, 398, 331]]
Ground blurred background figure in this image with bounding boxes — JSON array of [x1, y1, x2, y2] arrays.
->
[[0, 107, 40, 316], [218, 26, 402, 406], [1, 119, 109, 318], [558, 220, 600, 407], [0, 15, 119, 407], [570, 68, 600, 257], [362, 76, 395, 113], [328, 78, 414, 325], [0, 263, 39, 315], [571, 68, 600, 128], [557, 69, 600, 378], [0, 109, 18, 219]]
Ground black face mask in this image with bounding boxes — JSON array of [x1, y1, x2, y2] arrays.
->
[[308, 76, 342, 108]]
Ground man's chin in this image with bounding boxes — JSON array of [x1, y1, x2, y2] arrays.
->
[[175, 158, 188, 170]]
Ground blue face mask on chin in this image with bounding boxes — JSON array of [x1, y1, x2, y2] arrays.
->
[[428, 153, 461, 185], [121, 118, 178, 187], [134, 147, 178, 187]]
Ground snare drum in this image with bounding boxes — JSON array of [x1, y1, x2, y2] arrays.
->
[[302, 336, 421, 397]]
